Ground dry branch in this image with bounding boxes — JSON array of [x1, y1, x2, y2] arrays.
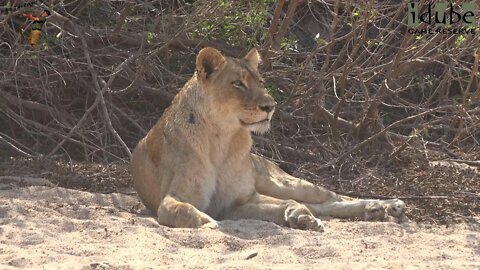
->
[[0, 0, 478, 166]]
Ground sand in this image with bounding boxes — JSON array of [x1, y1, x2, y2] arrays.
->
[[0, 176, 479, 269]]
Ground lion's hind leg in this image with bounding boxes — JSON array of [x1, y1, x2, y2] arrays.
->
[[306, 198, 406, 221], [224, 193, 325, 232], [252, 154, 341, 204]]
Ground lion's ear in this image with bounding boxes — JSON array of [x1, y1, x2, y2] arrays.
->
[[196, 47, 226, 80], [244, 48, 261, 70]]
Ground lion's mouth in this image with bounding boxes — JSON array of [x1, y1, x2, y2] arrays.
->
[[240, 118, 270, 126], [240, 118, 271, 134]]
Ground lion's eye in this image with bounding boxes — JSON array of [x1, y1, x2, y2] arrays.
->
[[232, 80, 245, 89]]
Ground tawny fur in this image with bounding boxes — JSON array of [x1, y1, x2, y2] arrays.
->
[[130, 47, 406, 231]]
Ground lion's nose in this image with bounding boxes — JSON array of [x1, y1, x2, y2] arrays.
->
[[259, 102, 276, 113]]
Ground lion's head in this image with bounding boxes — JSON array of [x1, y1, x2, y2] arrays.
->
[[195, 47, 276, 134]]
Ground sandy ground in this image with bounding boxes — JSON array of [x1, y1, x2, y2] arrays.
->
[[0, 177, 479, 270]]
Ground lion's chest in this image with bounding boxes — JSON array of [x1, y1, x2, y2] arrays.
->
[[204, 160, 255, 219]]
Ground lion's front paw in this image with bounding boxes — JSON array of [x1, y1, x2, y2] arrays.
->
[[198, 213, 219, 229], [201, 220, 219, 229], [285, 202, 325, 232]]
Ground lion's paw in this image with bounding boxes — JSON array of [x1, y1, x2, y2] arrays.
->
[[365, 199, 407, 221], [285, 202, 325, 232], [384, 199, 406, 218], [364, 201, 388, 221], [201, 221, 219, 229]]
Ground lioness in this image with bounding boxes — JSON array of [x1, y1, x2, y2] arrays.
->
[[131, 47, 406, 231]]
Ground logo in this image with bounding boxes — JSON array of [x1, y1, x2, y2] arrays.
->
[[407, 2, 477, 35], [1, 1, 50, 48], [22, 9, 51, 48]]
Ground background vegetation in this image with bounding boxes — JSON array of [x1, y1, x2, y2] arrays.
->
[[1, 0, 479, 223]]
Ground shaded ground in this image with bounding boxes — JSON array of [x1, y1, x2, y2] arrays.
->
[[1, 146, 478, 225]]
